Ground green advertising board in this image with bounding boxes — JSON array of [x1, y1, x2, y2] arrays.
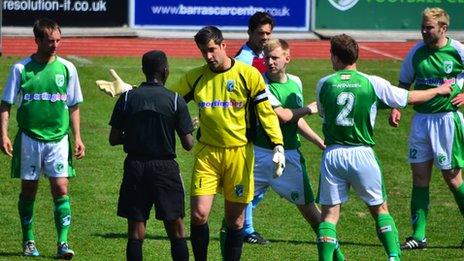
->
[[314, 0, 464, 30]]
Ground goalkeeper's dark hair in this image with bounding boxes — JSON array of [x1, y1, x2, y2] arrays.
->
[[330, 34, 358, 65], [142, 50, 169, 83], [33, 18, 61, 40], [194, 26, 224, 46], [248, 12, 275, 33]]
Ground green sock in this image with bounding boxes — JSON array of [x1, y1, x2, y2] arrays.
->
[[410, 186, 429, 240], [220, 218, 227, 259], [451, 183, 464, 216], [18, 194, 35, 242], [312, 223, 344, 261], [54, 195, 71, 244], [376, 214, 401, 260], [317, 222, 338, 261], [333, 241, 345, 261]]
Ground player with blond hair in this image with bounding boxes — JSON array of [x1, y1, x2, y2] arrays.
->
[[256, 38, 345, 259], [316, 33, 452, 260], [389, 7, 464, 250]]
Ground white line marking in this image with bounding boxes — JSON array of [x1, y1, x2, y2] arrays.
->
[[66, 55, 93, 65], [358, 45, 403, 61]]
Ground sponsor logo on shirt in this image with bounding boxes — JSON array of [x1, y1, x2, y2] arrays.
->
[[23, 93, 67, 102], [333, 83, 361, 88], [55, 74, 65, 87], [416, 77, 458, 86], [198, 99, 244, 109]]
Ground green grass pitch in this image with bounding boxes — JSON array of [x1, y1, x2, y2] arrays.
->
[[0, 56, 462, 260]]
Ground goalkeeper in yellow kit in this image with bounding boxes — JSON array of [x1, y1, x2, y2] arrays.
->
[[97, 26, 284, 260]]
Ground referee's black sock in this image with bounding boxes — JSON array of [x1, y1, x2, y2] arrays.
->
[[190, 223, 209, 261], [170, 237, 189, 261], [224, 228, 244, 261], [126, 238, 143, 261]]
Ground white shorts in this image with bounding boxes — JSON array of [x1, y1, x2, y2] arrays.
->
[[408, 111, 464, 170], [14, 133, 71, 180], [253, 145, 315, 205], [318, 145, 386, 206]]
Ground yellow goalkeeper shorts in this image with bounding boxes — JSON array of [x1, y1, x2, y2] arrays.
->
[[190, 142, 254, 203]]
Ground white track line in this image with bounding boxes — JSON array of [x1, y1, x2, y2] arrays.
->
[[66, 55, 93, 65], [358, 45, 403, 61]]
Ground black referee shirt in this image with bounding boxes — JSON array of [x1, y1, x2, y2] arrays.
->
[[109, 82, 193, 159]]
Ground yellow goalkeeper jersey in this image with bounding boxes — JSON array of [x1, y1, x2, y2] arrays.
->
[[170, 59, 283, 148]]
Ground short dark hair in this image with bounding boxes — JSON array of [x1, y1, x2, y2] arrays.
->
[[33, 18, 61, 40], [194, 26, 224, 46], [248, 12, 275, 32], [330, 34, 358, 65], [142, 50, 168, 76]]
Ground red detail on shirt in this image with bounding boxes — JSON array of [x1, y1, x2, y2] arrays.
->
[[252, 57, 267, 73]]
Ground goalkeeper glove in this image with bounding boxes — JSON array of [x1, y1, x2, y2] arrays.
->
[[272, 145, 285, 178], [96, 69, 133, 97]]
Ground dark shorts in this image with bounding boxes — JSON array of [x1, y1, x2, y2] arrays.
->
[[117, 156, 185, 221]]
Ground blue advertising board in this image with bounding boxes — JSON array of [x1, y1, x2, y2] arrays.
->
[[130, 0, 310, 31]]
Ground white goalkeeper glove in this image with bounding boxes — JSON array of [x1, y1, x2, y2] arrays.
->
[[272, 145, 285, 178], [96, 69, 133, 97]]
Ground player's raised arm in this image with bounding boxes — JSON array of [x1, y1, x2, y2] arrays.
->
[[96, 69, 134, 97]]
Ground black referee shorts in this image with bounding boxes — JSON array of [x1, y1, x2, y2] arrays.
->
[[117, 156, 185, 222]]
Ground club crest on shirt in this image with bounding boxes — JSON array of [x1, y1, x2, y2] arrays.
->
[[443, 61, 453, 74], [226, 80, 235, 92], [234, 185, 244, 197], [55, 74, 65, 87]]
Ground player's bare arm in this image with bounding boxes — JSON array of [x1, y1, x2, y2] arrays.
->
[[69, 105, 85, 159], [297, 118, 325, 150], [451, 73, 464, 106], [273, 101, 318, 124], [389, 82, 411, 127], [0, 101, 13, 157], [408, 81, 452, 104]]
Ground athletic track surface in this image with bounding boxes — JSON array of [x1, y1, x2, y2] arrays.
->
[[2, 37, 416, 60]]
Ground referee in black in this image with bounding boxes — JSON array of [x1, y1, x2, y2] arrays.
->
[[108, 50, 194, 261]]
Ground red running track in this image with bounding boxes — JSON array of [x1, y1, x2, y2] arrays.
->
[[2, 37, 416, 60]]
